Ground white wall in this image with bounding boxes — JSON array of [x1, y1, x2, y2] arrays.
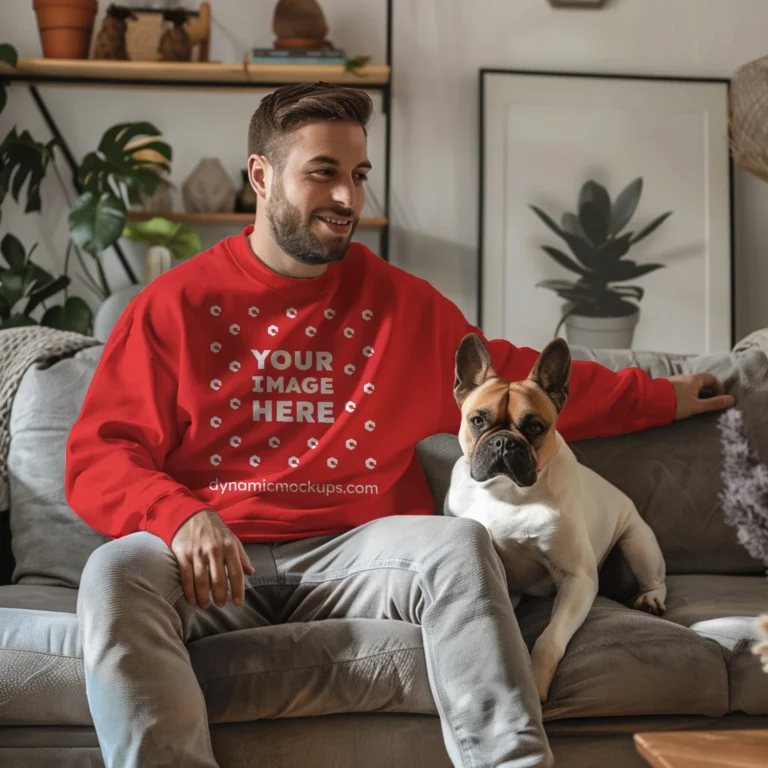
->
[[3, 0, 768, 340]]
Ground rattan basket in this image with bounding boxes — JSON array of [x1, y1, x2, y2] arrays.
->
[[730, 55, 768, 182]]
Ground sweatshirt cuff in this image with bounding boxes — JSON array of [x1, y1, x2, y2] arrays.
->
[[644, 375, 677, 428], [144, 489, 211, 548]]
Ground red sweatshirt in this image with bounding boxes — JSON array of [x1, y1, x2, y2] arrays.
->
[[65, 226, 676, 548]]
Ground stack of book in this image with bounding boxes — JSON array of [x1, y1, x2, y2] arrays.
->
[[248, 47, 346, 66]]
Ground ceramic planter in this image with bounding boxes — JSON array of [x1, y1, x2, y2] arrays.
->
[[564, 305, 641, 350], [33, 0, 99, 59]]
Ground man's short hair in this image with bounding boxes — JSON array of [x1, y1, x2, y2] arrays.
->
[[248, 82, 373, 171]]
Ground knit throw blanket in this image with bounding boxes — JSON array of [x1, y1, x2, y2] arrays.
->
[[0, 326, 102, 511]]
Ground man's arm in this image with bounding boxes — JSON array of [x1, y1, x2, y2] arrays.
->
[[433, 294, 733, 441], [64, 305, 207, 548]]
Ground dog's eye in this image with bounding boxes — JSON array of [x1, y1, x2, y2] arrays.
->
[[527, 422, 545, 436], [470, 416, 484, 428]]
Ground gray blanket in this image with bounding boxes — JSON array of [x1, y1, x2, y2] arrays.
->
[[0, 326, 101, 510]]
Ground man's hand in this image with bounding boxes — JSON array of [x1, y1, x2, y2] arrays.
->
[[170, 508, 255, 609], [667, 372, 735, 420]]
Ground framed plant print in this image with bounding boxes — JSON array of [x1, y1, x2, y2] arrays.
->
[[478, 69, 734, 354]]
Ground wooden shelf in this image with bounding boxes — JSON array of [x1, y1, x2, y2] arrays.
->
[[1, 58, 390, 88], [126, 210, 388, 228]]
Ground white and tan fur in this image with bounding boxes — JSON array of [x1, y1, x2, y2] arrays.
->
[[444, 334, 667, 702]]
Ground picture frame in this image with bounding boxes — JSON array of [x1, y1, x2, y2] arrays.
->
[[548, 0, 608, 7], [478, 69, 734, 355]]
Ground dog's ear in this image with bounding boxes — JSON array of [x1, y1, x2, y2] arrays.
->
[[529, 337, 572, 412], [454, 333, 498, 407]]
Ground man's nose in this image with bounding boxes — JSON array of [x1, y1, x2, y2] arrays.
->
[[332, 179, 356, 209]]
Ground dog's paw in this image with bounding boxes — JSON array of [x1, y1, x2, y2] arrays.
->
[[633, 585, 667, 616]]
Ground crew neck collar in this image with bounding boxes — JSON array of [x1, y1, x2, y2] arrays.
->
[[228, 225, 342, 297]]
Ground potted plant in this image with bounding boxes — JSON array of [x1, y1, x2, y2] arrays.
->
[[1, 41, 174, 334], [121, 216, 202, 282], [0, 233, 90, 331], [33, 0, 99, 59], [530, 177, 672, 349]]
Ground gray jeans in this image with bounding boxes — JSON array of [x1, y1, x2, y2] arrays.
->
[[77, 514, 552, 768]]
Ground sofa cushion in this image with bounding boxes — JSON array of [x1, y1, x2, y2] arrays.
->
[[8, 346, 110, 588], [515, 592, 730, 722], [0, 584, 88, 726], [189, 618, 436, 723], [0, 583, 437, 727], [661, 574, 768, 716]]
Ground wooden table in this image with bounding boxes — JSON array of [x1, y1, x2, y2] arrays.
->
[[634, 730, 768, 767]]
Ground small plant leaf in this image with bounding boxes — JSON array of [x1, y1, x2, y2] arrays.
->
[[578, 200, 609, 247], [578, 181, 611, 244], [610, 177, 643, 235], [629, 211, 673, 245], [123, 216, 202, 260], [0, 314, 38, 329], [0, 271, 23, 306], [530, 204, 566, 239], [605, 260, 666, 282], [69, 191, 127, 256], [0, 44, 19, 68], [79, 122, 170, 196], [23, 274, 70, 315], [1, 233, 26, 270], [613, 285, 645, 301], [626, 263, 666, 279], [540, 246, 588, 276], [561, 212, 589, 242], [0, 128, 55, 213], [596, 232, 634, 264], [41, 297, 92, 334]]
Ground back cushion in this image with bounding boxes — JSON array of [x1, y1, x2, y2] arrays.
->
[[8, 345, 110, 587], [568, 334, 768, 584]]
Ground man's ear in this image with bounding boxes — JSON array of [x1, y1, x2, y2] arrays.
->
[[529, 337, 572, 412], [248, 154, 270, 203], [454, 333, 498, 407]]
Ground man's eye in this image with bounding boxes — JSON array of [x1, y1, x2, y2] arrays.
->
[[356, 173, 368, 182]]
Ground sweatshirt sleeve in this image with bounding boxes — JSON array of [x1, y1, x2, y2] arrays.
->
[[65, 297, 208, 547], [433, 293, 676, 442]]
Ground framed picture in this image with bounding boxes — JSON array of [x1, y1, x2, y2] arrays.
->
[[548, 0, 608, 7], [478, 69, 734, 355]]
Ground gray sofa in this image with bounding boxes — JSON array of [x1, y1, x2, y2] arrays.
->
[[2, 334, 768, 768]]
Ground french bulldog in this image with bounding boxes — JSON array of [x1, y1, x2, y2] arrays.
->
[[443, 333, 667, 703]]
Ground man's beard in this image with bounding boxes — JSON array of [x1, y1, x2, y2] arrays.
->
[[266, 180, 357, 266]]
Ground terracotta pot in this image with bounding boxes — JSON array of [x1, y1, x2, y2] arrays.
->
[[33, 0, 99, 59]]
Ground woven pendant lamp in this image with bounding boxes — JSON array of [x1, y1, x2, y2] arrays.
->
[[730, 55, 768, 182]]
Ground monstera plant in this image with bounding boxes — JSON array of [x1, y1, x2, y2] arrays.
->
[[0, 41, 174, 333], [531, 177, 672, 348]]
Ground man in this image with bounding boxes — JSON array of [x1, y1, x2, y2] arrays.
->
[[66, 82, 733, 768]]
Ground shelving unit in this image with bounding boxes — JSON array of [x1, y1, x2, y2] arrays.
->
[[5, 57, 390, 88], [0, 1, 394, 281]]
